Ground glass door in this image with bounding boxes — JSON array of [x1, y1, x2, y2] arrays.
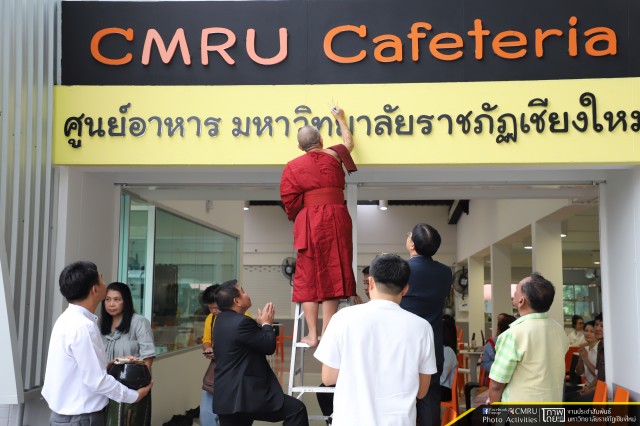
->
[[119, 193, 155, 318]]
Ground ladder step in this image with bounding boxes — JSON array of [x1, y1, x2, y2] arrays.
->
[[309, 415, 332, 421], [291, 386, 336, 393]]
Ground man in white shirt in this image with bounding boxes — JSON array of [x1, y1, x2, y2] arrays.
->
[[314, 254, 437, 426], [42, 261, 153, 426]]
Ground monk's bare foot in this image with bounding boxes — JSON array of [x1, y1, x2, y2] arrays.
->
[[300, 336, 319, 347]]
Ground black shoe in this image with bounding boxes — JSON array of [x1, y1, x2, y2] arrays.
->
[[162, 414, 193, 426], [185, 407, 200, 419]]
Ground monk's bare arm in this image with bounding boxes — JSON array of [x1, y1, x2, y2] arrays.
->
[[331, 107, 354, 152]]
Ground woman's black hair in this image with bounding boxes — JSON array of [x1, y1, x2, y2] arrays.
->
[[571, 314, 583, 329], [442, 314, 458, 354], [99, 282, 135, 335]]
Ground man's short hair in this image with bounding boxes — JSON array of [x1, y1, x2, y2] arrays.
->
[[297, 126, 321, 151], [584, 320, 596, 329], [202, 284, 220, 304], [59, 261, 100, 302], [410, 223, 441, 257], [214, 279, 239, 310], [521, 272, 555, 313], [369, 254, 410, 295], [362, 266, 370, 275]]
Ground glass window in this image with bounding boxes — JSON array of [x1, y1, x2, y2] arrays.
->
[[563, 283, 595, 324], [563, 301, 575, 317], [119, 194, 238, 356], [127, 201, 152, 315], [562, 285, 575, 301], [152, 209, 238, 354]]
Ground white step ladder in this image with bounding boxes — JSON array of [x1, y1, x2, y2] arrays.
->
[[287, 300, 352, 423]]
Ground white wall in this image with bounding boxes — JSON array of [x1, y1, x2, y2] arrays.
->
[[241, 204, 457, 319], [243, 204, 456, 266], [243, 205, 294, 266], [0, 230, 22, 405], [54, 168, 122, 285], [456, 199, 570, 261], [355, 204, 456, 266], [455, 199, 579, 352], [600, 169, 640, 398], [30, 181, 246, 426], [27, 169, 123, 426]]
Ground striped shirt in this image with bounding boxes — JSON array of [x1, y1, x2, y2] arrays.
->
[[489, 312, 568, 402]]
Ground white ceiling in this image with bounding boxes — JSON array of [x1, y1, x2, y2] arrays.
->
[[83, 163, 610, 268]]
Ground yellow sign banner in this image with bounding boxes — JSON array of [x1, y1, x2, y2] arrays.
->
[[53, 78, 640, 166]]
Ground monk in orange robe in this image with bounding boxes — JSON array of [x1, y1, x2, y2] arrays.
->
[[280, 107, 357, 347]]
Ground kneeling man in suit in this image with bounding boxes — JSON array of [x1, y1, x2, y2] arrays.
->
[[213, 279, 309, 426]]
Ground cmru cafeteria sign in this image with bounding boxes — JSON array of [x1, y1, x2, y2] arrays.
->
[[55, 0, 640, 166], [61, 0, 639, 86]]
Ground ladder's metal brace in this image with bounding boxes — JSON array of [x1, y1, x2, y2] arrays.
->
[[287, 302, 335, 423]]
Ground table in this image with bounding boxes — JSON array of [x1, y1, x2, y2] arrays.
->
[[459, 349, 483, 382]]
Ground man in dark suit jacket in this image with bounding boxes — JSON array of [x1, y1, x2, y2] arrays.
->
[[400, 224, 453, 426], [213, 280, 308, 426]]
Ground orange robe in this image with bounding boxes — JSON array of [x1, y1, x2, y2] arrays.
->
[[280, 145, 356, 302]]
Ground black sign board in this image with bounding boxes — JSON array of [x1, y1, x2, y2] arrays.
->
[[61, 0, 639, 85]]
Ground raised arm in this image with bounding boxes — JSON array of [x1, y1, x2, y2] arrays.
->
[[331, 107, 354, 152]]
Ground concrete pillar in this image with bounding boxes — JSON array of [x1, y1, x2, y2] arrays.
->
[[531, 220, 564, 324], [600, 169, 640, 397], [467, 256, 485, 346], [490, 243, 513, 336], [346, 183, 358, 279]]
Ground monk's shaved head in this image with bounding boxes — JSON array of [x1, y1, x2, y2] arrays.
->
[[297, 126, 321, 151]]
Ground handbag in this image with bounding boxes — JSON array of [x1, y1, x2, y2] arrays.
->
[[202, 315, 216, 393], [202, 359, 215, 393]]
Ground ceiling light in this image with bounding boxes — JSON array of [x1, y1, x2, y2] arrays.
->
[[243, 201, 250, 211], [524, 245, 533, 250], [378, 200, 388, 211], [560, 233, 567, 238]]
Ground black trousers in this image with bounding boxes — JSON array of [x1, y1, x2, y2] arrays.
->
[[218, 395, 308, 426], [316, 383, 335, 425], [417, 381, 441, 426]]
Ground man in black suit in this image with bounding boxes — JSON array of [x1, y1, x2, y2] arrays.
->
[[213, 280, 309, 426], [400, 224, 453, 426]]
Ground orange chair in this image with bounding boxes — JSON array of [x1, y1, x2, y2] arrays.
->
[[275, 324, 286, 361], [614, 386, 630, 402], [593, 380, 608, 403], [441, 369, 459, 426], [456, 326, 464, 345], [456, 352, 468, 398], [565, 347, 579, 370]]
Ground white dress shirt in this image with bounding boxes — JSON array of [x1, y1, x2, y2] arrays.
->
[[583, 341, 599, 385], [42, 304, 138, 415]]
